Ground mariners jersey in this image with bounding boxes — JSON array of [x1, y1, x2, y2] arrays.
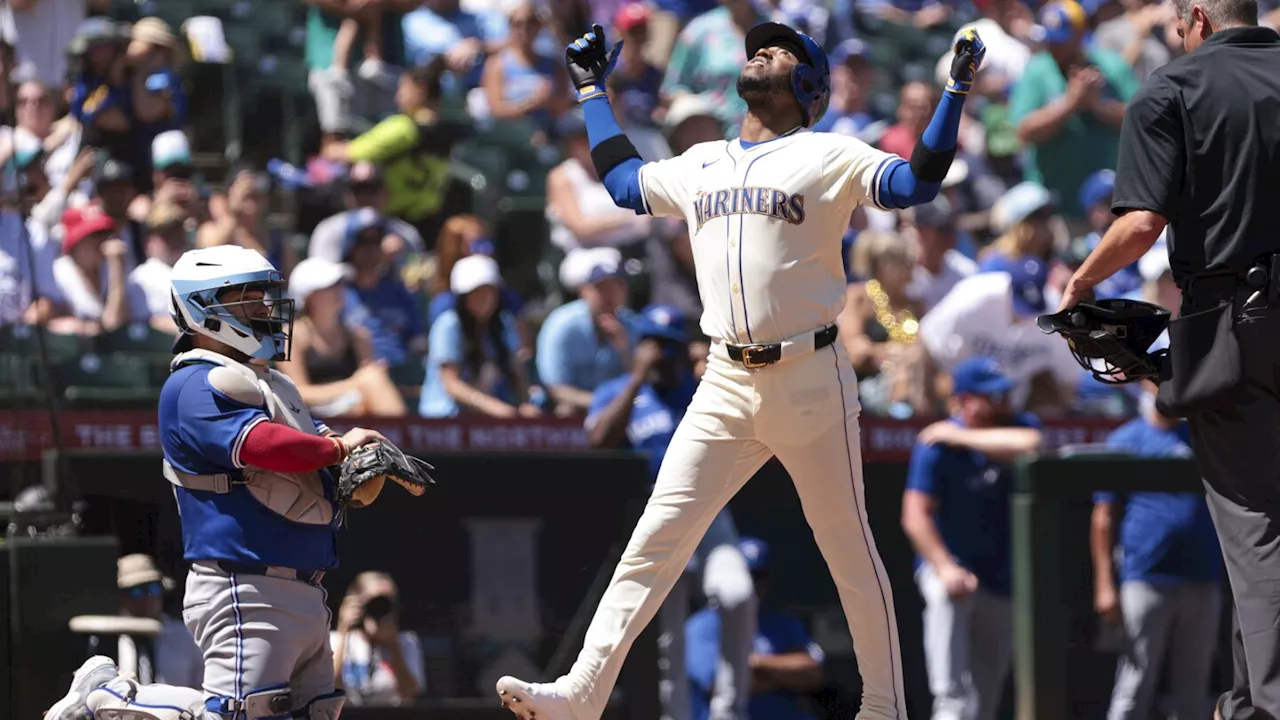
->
[[637, 129, 899, 345], [158, 361, 340, 571]]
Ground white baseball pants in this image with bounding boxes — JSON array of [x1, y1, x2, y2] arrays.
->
[[561, 341, 906, 720]]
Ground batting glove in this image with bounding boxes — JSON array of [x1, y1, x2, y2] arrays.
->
[[565, 23, 622, 103], [946, 27, 987, 95]]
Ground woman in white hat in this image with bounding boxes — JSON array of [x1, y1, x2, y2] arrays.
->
[[419, 254, 541, 418], [276, 257, 407, 417]]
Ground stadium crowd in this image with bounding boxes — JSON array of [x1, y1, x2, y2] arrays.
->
[[6, 0, 1280, 718]]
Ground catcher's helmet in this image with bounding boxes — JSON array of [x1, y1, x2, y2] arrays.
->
[[169, 245, 295, 361], [744, 22, 831, 128], [1037, 298, 1171, 385]]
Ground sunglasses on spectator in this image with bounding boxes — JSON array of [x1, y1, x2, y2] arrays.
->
[[122, 582, 163, 599]]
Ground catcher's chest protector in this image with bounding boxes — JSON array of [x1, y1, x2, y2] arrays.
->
[[166, 350, 337, 526]]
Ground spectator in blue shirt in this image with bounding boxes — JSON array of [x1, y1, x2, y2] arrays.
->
[[1091, 380, 1223, 720], [69, 19, 135, 175], [536, 247, 631, 415], [687, 537, 824, 720], [402, 0, 503, 93], [420, 254, 539, 418], [901, 357, 1044, 720], [587, 304, 755, 720], [342, 208, 428, 368]]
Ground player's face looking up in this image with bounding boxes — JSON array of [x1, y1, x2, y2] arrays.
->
[[737, 44, 802, 114]]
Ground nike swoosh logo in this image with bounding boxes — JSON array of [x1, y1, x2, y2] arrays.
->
[[702, 159, 719, 169]]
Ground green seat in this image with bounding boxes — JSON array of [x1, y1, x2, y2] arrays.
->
[[389, 356, 427, 389], [97, 323, 179, 355], [50, 354, 158, 406], [0, 325, 94, 360], [0, 354, 40, 405]]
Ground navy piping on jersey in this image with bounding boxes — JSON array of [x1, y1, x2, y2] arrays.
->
[[869, 156, 901, 211], [721, 148, 741, 343], [737, 141, 797, 343], [829, 343, 903, 718], [736, 126, 803, 151]]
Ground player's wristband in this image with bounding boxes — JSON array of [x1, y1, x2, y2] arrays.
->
[[945, 76, 973, 95], [575, 83, 607, 103], [330, 436, 348, 463]]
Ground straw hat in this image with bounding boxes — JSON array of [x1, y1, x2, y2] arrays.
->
[[131, 17, 183, 53], [117, 553, 175, 591]]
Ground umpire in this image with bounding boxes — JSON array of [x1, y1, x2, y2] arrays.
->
[[1056, 1, 1280, 717]]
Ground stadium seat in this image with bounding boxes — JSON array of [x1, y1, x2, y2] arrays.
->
[[50, 354, 159, 407], [0, 326, 94, 361], [389, 355, 427, 406], [97, 323, 179, 355], [0, 353, 39, 405]]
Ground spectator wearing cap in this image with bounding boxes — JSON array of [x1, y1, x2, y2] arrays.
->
[[68, 19, 135, 170], [811, 39, 876, 137], [1092, 379, 1222, 720], [197, 165, 297, 278], [341, 208, 428, 368], [427, 213, 525, 327], [587, 304, 757, 720], [308, 161, 424, 269], [8, 0, 98, 88], [0, 178, 63, 327], [878, 81, 939, 160], [904, 195, 978, 316], [686, 536, 826, 720], [322, 57, 469, 245], [1009, 0, 1139, 220], [478, 0, 569, 144], [605, 3, 664, 133], [116, 553, 204, 689], [902, 357, 1042, 720], [127, 17, 188, 187], [841, 230, 932, 415], [546, 109, 652, 253], [87, 156, 146, 264], [537, 247, 632, 414], [420, 253, 540, 418], [1092, 0, 1175, 82], [125, 201, 189, 334], [278, 256, 408, 418], [51, 204, 131, 333], [660, 0, 765, 139], [979, 181, 1058, 271]]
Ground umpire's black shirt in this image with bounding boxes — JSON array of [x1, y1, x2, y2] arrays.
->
[[1111, 26, 1280, 285]]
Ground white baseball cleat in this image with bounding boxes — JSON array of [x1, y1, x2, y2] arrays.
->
[[45, 655, 120, 720], [496, 675, 578, 720]]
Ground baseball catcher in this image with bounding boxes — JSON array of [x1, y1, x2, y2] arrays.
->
[[45, 245, 431, 720]]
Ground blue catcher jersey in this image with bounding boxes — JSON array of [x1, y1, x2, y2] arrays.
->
[[158, 363, 340, 571]]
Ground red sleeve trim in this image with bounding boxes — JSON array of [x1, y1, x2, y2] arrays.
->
[[240, 422, 343, 473]]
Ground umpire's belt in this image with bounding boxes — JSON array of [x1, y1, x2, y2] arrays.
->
[[727, 324, 839, 369], [199, 561, 326, 587]]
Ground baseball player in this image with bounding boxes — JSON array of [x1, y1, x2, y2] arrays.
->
[[497, 20, 986, 720], [45, 244, 392, 720]]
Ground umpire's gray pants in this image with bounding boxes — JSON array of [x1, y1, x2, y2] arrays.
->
[[1106, 580, 1222, 720], [657, 508, 756, 720], [917, 564, 1012, 720]]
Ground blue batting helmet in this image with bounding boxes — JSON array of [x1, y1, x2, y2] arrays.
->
[[744, 22, 831, 128]]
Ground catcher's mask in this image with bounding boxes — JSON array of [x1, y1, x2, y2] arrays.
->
[[1036, 298, 1170, 385]]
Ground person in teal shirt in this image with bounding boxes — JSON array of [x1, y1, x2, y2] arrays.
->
[[1008, 0, 1140, 219], [659, 0, 766, 139]]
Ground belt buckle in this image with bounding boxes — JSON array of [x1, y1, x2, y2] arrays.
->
[[740, 345, 769, 369]]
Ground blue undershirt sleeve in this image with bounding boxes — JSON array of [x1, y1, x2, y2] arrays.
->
[[879, 89, 966, 209], [582, 96, 647, 214]]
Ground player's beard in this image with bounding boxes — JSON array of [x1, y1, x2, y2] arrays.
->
[[736, 70, 792, 111]]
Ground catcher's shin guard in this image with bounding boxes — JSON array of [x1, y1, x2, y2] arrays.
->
[[87, 677, 210, 720]]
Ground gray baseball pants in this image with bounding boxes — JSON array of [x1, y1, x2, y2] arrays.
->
[[917, 564, 1013, 720]]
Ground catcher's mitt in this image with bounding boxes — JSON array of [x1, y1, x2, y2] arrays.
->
[[338, 441, 435, 508]]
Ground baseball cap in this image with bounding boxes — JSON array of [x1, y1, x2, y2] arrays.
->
[[560, 246, 624, 290], [61, 204, 117, 252], [152, 130, 193, 170], [95, 157, 134, 186], [342, 207, 386, 256], [289, 257, 351, 306], [663, 94, 721, 134], [831, 38, 868, 66], [451, 254, 503, 295], [992, 181, 1053, 233], [614, 2, 650, 32], [1034, 0, 1087, 45], [951, 356, 1015, 397], [633, 304, 687, 344], [1078, 169, 1116, 212], [911, 195, 955, 229], [979, 253, 1049, 317], [738, 537, 770, 573]]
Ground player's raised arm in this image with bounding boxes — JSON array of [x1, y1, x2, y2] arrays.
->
[[565, 24, 670, 217], [873, 28, 987, 209]]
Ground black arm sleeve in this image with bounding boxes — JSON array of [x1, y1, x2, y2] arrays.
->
[[1112, 75, 1184, 221]]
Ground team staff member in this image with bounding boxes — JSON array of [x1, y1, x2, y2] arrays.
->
[[1091, 380, 1223, 720], [901, 357, 1043, 720], [1055, 2, 1280, 716]]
